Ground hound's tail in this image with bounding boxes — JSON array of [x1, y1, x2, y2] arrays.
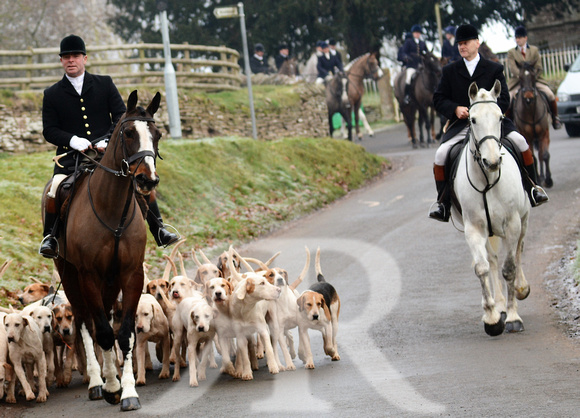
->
[[315, 246, 326, 283]]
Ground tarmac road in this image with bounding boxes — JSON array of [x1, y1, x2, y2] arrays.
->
[[10, 123, 580, 417]]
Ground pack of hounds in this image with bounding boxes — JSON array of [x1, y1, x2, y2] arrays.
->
[[0, 241, 340, 403]]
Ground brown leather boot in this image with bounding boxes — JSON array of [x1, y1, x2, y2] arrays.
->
[[549, 100, 562, 129], [428, 164, 450, 222]]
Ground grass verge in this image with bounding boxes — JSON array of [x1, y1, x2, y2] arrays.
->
[[0, 136, 388, 304]]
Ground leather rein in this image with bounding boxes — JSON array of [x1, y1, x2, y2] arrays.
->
[[86, 115, 157, 280], [465, 100, 504, 237]]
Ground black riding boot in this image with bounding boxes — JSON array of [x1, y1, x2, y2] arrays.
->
[[523, 164, 549, 207], [39, 197, 59, 259], [429, 180, 451, 222], [146, 199, 180, 247]]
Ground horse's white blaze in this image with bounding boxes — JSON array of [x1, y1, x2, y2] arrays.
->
[[134, 120, 156, 178], [80, 324, 104, 389], [341, 78, 349, 105], [120, 333, 138, 399]]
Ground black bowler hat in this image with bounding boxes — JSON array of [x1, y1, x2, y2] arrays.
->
[[515, 26, 527, 38], [455, 24, 478, 43], [254, 43, 265, 52], [59, 35, 86, 56]]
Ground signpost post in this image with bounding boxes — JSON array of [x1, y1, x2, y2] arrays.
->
[[157, 1, 182, 139], [214, 3, 257, 140]]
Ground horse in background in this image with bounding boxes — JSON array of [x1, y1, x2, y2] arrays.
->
[[278, 58, 299, 77], [513, 61, 553, 187], [480, 42, 499, 62], [452, 80, 531, 336], [45, 91, 162, 411], [326, 52, 384, 141], [326, 72, 352, 140], [394, 50, 442, 148]]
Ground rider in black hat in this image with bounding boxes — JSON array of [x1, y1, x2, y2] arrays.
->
[[275, 43, 290, 71], [441, 26, 460, 63], [39, 34, 179, 258], [401, 24, 428, 105], [428, 24, 548, 222], [249, 43, 272, 74], [506, 25, 562, 129], [316, 41, 344, 84]]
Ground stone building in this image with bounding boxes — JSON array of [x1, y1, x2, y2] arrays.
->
[[527, 1, 580, 50]]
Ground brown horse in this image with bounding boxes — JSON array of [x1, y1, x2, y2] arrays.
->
[[43, 91, 162, 411], [479, 42, 499, 62], [278, 57, 298, 77], [327, 52, 384, 141], [394, 50, 442, 148], [513, 61, 553, 187]]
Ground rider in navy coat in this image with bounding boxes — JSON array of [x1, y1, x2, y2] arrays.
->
[[441, 26, 460, 63], [429, 24, 548, 222], [316, 41, 344, 82], [40, 35, 179, 258], [401, 25, 428, 104]]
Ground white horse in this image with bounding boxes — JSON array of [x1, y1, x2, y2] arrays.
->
[[452, 80, 531, 336]]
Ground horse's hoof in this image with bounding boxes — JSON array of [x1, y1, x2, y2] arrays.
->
[[412, 142, 418, 149], [88, 385, 103, 401], [420, 142, 426, 148], [484, 320, 505, 336], [545, 178, 553, 188], [103, 388, 122, 405], [505, 320, 525, 333], [516, 286, 530, 300], [120, 397, 141, 411]]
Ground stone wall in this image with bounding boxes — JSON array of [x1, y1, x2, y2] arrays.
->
[[1, 83, 370, 153]]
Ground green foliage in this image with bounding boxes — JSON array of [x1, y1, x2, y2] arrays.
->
[[0, 137, 386, 304], [107, 0, 563, 61]]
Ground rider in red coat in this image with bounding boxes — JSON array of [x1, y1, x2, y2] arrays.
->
[[429, 24, 548, 222], [40, 35, 179, 258]]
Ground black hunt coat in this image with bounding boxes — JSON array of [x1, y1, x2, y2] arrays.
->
[[433, 54, 517, 143], [42, 72, 126, 175]]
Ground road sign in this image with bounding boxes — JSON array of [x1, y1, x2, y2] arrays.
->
[[213, 6, 238, 19]]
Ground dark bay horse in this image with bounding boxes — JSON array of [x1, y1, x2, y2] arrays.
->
[[44, 90, 162, 411], [394, 50, 442, 148], [326, 52, 384, 141], [513, 61, 552, 187], [278, 57, 298, 77]]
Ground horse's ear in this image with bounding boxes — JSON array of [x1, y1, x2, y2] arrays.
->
[[146, 92, 162, 117], [127, 90, 138, 112], [468, 82, 479, 102], [492, 79, 501, 99]]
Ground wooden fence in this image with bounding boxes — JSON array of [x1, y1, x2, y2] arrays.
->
[[0, 43, 242, 91], [498, 45, 579, 81]]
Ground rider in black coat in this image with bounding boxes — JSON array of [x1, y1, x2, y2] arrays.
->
[[429, 24, 548, 222], [441, 26, 460, 63], [39, 35, 179, 258], [316, 41, 344, 82], [249, 43, 272, 74], [401, 25, 428, 104]]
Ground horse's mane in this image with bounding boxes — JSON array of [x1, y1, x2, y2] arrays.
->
[[344, 53, 370, 71]]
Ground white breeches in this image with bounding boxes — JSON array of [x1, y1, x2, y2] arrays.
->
[[47, 174, 67, 199], [405, 68, 415, 85], [434, 126, 529, 166]]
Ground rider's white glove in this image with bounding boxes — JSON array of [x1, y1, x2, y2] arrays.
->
[[95, 139, 108, 149], [70, 135, 91, 151]]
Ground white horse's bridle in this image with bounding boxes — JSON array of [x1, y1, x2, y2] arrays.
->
[[466, 99, 505, 237]]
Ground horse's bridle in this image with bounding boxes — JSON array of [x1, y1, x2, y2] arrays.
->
[[465, 100, 504, 237]]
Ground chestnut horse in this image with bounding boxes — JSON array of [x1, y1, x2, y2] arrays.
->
[[513, 61, 553, 188], [394, 50, 442, 148], [43, 90, 162, 411], [327, 52, 384, 141]]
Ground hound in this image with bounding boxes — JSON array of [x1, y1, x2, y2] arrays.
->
[[134, 294, 171, 386], [262, 247, 310, 371], [22, 305, 55, 387], [0, 312, 10, 400], [17, 282, 50, 306], [52, 303, 76, 387], [296, 247, 341, 369], [216, 250, 241, 283], [205, 277, 237, 376], [192, 249, 222, 285], [228, 247, 282, 380], [4, 312, 49, 403]]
